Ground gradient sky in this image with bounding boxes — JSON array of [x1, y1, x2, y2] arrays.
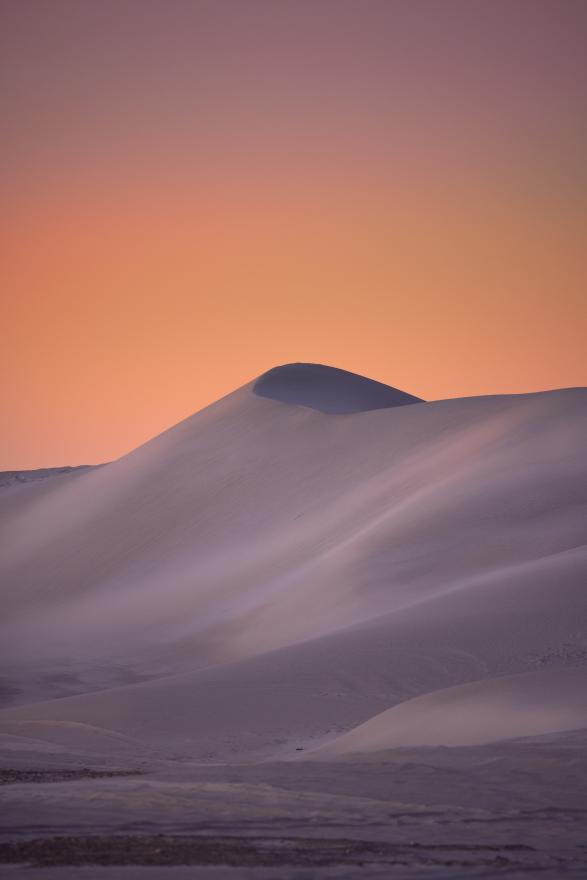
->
[[2, 0, 586, 468]]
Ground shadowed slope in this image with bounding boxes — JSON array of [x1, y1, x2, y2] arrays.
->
[[253, 363, 422, 413], [1, 544, 585, 760]]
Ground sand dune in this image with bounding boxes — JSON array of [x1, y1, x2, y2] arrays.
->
[[0, 363, 586, 758], [310, 665, 587, 755]]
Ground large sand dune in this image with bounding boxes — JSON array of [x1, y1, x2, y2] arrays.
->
[[0, 363, 586, 759]]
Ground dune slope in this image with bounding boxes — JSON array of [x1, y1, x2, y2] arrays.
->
[[310, 665, 587, 755]]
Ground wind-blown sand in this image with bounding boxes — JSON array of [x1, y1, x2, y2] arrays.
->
[[0, 363, 586, 877]]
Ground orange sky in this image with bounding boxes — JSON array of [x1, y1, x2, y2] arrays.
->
[[2, 0, 586, 469]]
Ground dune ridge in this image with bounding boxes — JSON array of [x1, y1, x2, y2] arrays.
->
[[253, 362, 422, 412]]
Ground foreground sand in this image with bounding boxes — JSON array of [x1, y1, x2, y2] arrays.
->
[[1, 730, 587, 877], [1, 364, 586, 876]]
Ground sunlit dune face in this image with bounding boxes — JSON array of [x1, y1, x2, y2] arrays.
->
[[1, 0, 586, 468]]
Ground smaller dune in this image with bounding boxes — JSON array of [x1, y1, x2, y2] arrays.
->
[[253, 363, 422, 413], [0, 465, 93, 491], [310, 666, 587, 756]]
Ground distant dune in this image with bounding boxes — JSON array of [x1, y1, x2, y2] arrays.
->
[[0, 363, 585, 761], [0, 465, 93, 490]]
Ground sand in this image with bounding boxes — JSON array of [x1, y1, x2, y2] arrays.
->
[[0, 363, 586, 877]]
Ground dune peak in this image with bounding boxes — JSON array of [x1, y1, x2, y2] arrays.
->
[[252, 363, 422, 414]]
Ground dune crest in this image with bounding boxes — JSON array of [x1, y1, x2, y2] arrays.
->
[[253, 363, 422, 413]]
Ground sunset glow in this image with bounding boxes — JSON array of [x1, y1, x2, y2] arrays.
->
[[2, 0, 586, 468]]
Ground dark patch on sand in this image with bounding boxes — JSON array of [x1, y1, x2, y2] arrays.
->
[[0, 835, 534, 869], [0, 768, 141, 785]]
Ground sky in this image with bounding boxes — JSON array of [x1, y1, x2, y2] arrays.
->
[[2, 0, 586, 469]]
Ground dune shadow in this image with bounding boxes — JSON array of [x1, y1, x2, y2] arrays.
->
[[253, 363, 422, 414]]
